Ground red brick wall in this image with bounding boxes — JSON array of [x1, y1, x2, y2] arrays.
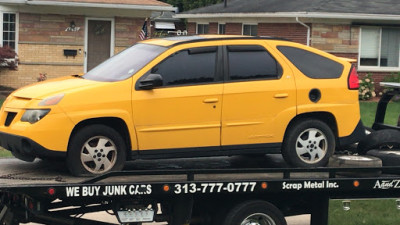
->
[[225, 23, 242, 35], [187, 22, 196, 35], [209, 22, 218, 34], [258, 23, 308, 45]]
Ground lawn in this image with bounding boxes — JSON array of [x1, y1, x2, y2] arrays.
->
[[329, 199, 400, 225], [360, 101, 400, 128]]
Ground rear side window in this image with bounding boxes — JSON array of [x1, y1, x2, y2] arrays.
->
[[151, 47, 217, 86], [227, 45, 282, 81], [277, 46, 344, 79]]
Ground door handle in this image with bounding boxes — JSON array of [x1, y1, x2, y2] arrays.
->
[[274, 93, 289, 98], [203, 98, 219, 103]]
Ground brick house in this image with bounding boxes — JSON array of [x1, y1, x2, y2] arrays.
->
[[0, 0, 175, 89], [176, 0, 400, 92]]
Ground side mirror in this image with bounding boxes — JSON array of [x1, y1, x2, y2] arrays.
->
[[139, 73, 163, 90]]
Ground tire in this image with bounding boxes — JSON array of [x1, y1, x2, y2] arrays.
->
[[328, 155, 382, 177], [67, 124, 127, 176], [357, 129, 400, 155], [282, 119, 335, 168], [221, 200, 287, 225], [367, 150, 400, 174]]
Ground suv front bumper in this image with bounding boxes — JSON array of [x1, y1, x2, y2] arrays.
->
[[0, 132, 66, 161]]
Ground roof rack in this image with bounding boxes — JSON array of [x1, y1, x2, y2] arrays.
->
[[169, 36, 291, 46]]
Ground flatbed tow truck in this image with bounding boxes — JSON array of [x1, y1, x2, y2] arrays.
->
[[1, 83, 399, 225], [1, 156, 400, 225]]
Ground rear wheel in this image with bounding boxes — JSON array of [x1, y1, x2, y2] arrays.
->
[[67, 124, 127, 176], [282, 119, 335, 167], [222, 200, 286, 225]]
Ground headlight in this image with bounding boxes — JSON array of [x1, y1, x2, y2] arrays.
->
[[21, 109, 50, 124]]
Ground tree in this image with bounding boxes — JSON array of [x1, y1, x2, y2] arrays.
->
[[161, 0, 223, 12]]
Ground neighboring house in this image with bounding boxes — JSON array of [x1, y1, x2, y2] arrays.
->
[[0, 0, 175, 88], [151, 11, 185, 38], [176, 0, 400, 91]]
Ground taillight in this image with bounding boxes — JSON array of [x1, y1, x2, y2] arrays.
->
[[348, 66, 359, 90]]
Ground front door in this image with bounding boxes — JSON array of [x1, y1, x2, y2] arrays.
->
[[132, 45, 223, 152], [86, 20, 112, 71]]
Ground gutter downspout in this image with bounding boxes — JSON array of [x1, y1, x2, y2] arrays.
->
[[296, 17, 310, 46]]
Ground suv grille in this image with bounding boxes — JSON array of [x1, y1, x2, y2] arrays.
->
[[5, 112, 17, 127]]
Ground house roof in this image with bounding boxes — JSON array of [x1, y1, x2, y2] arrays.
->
[[30, 0, 171, 7], [0, 0, 175, 11], [177, 0, 400, 19]]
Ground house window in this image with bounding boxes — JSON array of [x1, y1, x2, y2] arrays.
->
[[360, 27, 400, 68], [197, 24, 209, 34], [243, 24, 257, 36], [218, 24, 226, 34], [2, 13, 16, 49]]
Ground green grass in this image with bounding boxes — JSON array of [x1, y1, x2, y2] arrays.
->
[[360, 101, 400, 127], [0, 148, 10, 157], [329, 199, 400, 225]]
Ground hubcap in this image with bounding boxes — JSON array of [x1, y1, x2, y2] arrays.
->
[[80, 136, 117, 174], [241, 213, 276, 225], [295, 128, 328, 164]]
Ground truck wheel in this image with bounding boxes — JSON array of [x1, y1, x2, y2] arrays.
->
[[67, 124, 126, 176], [282, 119, 335, 168], [357, 129, 400, 155], [222, 200, 286, 225]]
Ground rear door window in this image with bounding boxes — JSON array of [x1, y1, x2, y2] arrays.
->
[[277, 46, 344, 79], [227, 45, 282, 81]]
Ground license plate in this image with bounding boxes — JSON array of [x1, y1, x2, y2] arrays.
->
[[117, 209, 154, 223]]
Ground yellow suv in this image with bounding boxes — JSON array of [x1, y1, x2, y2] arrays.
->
[[0, 36, 365, 176]]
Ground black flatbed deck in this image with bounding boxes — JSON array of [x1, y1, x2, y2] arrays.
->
[[0, 154, 323, 187]]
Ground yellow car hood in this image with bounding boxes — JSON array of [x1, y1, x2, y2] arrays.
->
[[12, 76, 98, 100]]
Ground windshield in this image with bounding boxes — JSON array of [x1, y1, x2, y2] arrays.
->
[[83, 43, 167, 82]]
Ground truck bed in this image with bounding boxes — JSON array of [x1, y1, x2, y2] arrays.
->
[[0, 154, 301, 186]]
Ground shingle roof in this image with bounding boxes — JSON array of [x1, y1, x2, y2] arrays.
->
[[181, 0, 400, 15], [30, 0, 171, 6]]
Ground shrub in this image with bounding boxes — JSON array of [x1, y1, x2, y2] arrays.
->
[[0, 46, 18, 70], [359, 73, 375, 100]]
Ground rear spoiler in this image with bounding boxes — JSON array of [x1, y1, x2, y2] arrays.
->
[[338, 57, 357, 63]]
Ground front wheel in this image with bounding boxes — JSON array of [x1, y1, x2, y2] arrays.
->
[[67, 124, 127, 176], [222, 200, 286, 225], [282, 119, 335, 167]]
